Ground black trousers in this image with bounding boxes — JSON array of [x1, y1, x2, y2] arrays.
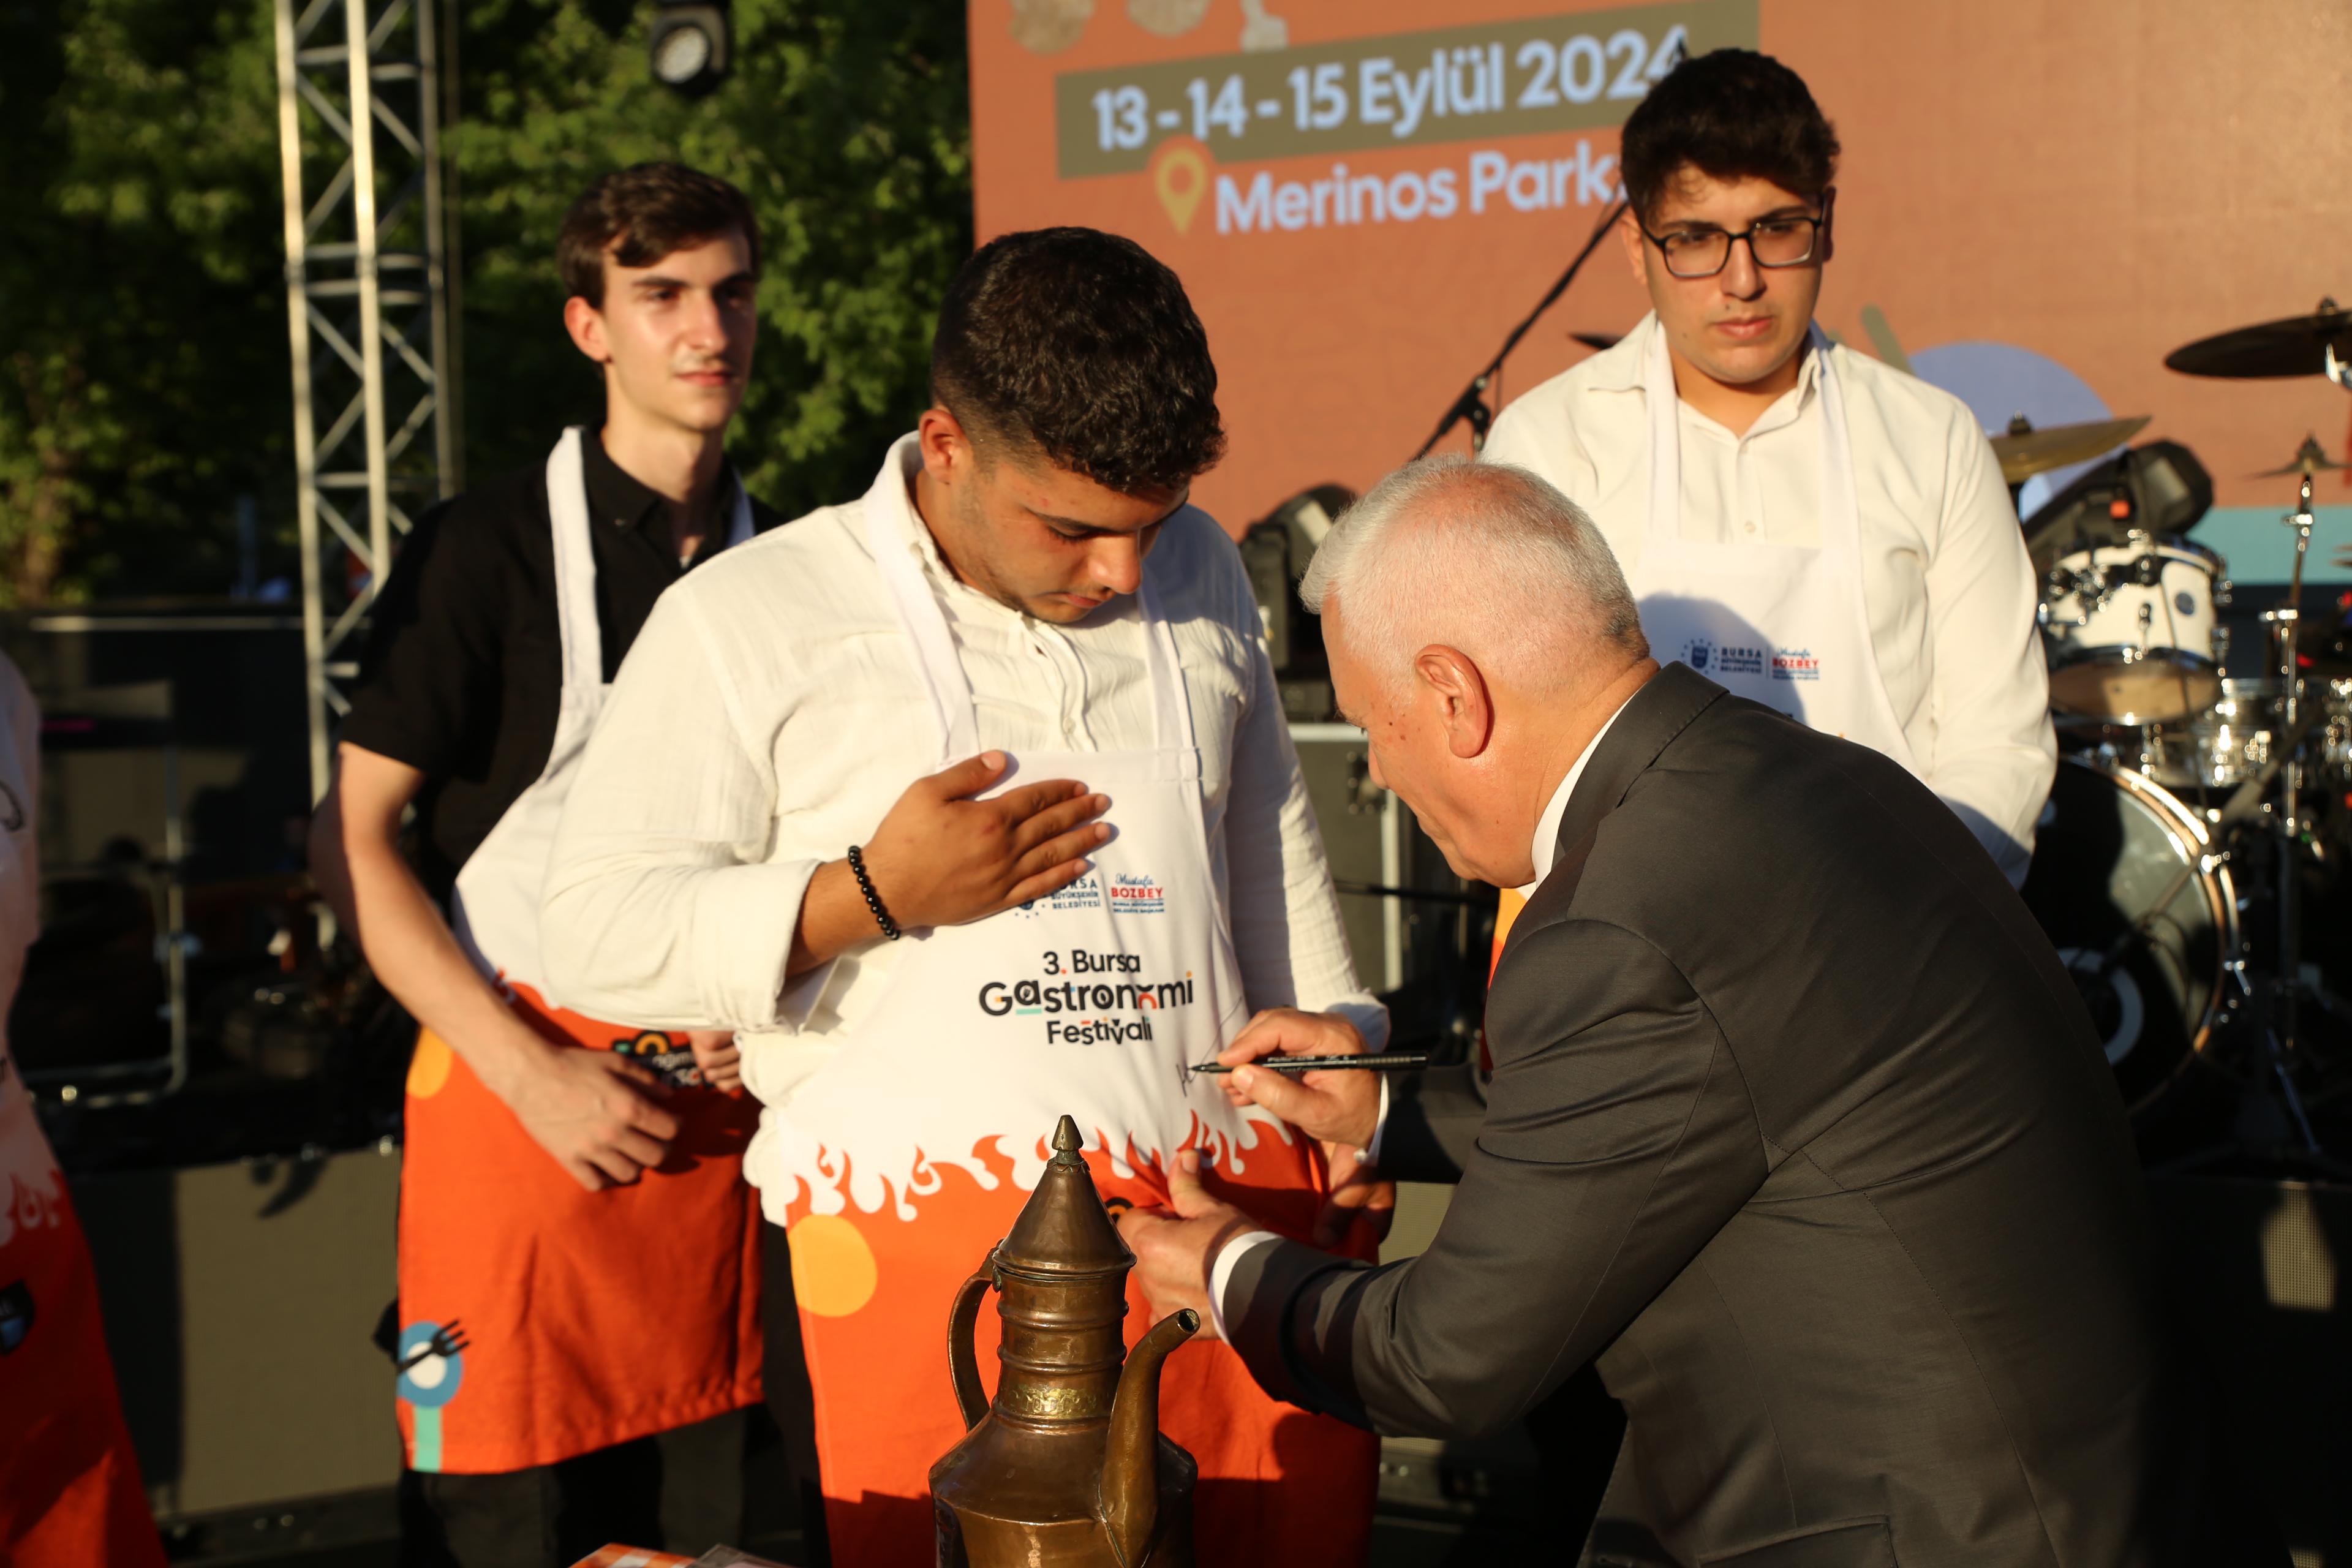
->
[[760, 1217, 829, 1568], [399, 1410, 750, 1567], [398, 1224, 829, 1568]]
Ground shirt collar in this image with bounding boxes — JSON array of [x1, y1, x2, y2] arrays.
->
[[884, 435, 1005, 617], [1591, 311, 1828, 406], [582, 429, 740, 564], [1525, 696, 1636, 889]]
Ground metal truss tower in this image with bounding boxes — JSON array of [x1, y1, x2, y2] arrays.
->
[[273, 0, 456, 799]]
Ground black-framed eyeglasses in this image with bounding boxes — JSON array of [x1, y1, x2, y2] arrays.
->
[[1640, 200, 1831, 279]]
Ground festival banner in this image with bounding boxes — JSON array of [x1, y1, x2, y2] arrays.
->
[[970, 0, 2352, 578]]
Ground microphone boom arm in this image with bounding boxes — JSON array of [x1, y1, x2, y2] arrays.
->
[[1413, 196, 1629, 460]]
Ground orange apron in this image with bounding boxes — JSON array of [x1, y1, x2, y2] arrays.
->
[[780, 1139, 1376, 1568], [394, 429, 763, 1474], [397, 993, 763, 1472], [0, 1061, 168, 1568], [749, 451, 1378, 1566], [0, 656, 165, 1568]]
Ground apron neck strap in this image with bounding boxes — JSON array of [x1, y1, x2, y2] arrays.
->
[[720, 469, 756, 549], [1136, 570, 1194, 755], [545, 427, 605, 701], [863, 440, 983, 761], [1643, 320, 1861, 560]]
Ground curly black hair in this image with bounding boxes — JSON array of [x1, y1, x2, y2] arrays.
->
[[929, 228, 1226, 496], [1620, 50, 1840, 225]]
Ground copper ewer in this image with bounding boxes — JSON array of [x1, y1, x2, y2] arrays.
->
[[929, 1115, 1200, 1567]]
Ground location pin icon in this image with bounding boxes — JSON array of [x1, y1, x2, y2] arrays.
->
[[1152, 141, 1208, 235]]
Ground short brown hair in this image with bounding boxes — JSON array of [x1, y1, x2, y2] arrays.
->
[[557, 162, 761, 307]]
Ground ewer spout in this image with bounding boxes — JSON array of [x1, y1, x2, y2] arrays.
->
[[1096, 1306, 1199, 1568]]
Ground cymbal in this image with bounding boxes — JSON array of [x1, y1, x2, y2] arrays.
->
[[2257, 434, 2350, 477], [2165, 298, 2352, 379], [1989, 415, 2150, 484]]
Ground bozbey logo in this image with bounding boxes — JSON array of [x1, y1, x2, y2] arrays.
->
[[1108, 872, 1166, 914]]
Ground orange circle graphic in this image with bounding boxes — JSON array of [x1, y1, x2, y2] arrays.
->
[[790, 1213, 880, 1317], [407, 1031, 454, 1098]]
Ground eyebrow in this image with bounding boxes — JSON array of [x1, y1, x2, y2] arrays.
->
[[628, 270, 758, 293], [1659, 205, 1817, 230], [1030, 493, 1190, 535]]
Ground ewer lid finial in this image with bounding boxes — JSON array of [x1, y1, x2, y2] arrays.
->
[[995, 1115, 1135, 1276]]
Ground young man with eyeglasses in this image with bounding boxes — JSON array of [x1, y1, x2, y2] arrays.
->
[[1485, 48, 2054, 888]]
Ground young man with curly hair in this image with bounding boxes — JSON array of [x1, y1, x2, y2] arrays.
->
[[542, 227, 1387, 1567]]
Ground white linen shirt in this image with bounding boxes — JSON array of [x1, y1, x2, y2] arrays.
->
[[540, 435, 1384, 1117], [1482, 314, 2056, 882]]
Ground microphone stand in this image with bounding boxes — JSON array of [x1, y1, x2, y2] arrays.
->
[[1414, 197, 1629, 459]]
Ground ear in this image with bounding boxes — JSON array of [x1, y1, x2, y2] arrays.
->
[[1815, 187, 1836, 266], [1618, 208, 1650, 288], [916, 405, 976, 487], [563, 295, 609, 366], [1412, 645, 1495, 760]]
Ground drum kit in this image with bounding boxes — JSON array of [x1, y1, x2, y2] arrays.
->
[[2015, 299, 2352, 1169]]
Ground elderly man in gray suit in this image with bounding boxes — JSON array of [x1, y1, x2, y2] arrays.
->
[[1121, 458, 2222, 1566]]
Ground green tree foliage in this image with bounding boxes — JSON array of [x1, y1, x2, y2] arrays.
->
[[453, 0, 972, 515], [0, 0, 973, 604], [0, 0, 291, 605]]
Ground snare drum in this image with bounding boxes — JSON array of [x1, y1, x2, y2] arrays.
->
[[2182, 679, 2285, 789], [2054, 679, 2305, 792], [2041, 538, 2226, 722]]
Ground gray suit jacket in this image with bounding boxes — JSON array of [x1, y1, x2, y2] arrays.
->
[[1226, 665, 2202, 1566]]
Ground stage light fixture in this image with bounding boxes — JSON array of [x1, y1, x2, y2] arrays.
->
[[649, 1, 729, 97]]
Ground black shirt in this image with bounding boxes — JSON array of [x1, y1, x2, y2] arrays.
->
[[341, 431, 785, 898]]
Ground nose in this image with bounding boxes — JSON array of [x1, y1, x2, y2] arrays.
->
[[1090, 535, 1145, 597], [1719, 235, 1765, 301], [682, 288, 728, 351]]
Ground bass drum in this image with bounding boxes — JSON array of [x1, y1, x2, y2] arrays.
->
[[2021, 757, 2238, 1112]]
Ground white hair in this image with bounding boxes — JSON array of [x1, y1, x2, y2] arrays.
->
[[1300, 457, 1645, 695]]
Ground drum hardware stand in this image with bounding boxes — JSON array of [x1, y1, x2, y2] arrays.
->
[[2155, 470, 2352, 1178]]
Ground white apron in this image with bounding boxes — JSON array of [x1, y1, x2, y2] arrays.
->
[[745, 462, 1287, 1224], [1634, 322, 1920, 773], [450, 426, 755, 998]]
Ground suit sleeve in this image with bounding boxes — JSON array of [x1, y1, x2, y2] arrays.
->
[[1224, 917, 1768, 1438], [1370, 1063, 1490, 1184]]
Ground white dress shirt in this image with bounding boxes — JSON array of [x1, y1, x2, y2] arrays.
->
[[1207, 697, 1633, 1339], [1482, 315, 2055, 883], [541, 436, 1384, 1136]]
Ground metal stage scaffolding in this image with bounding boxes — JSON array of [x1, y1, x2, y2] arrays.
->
[[272, 0, 455, 801]]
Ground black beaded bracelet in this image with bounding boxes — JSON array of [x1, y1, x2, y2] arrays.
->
[[845, 843, 902, 941]]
